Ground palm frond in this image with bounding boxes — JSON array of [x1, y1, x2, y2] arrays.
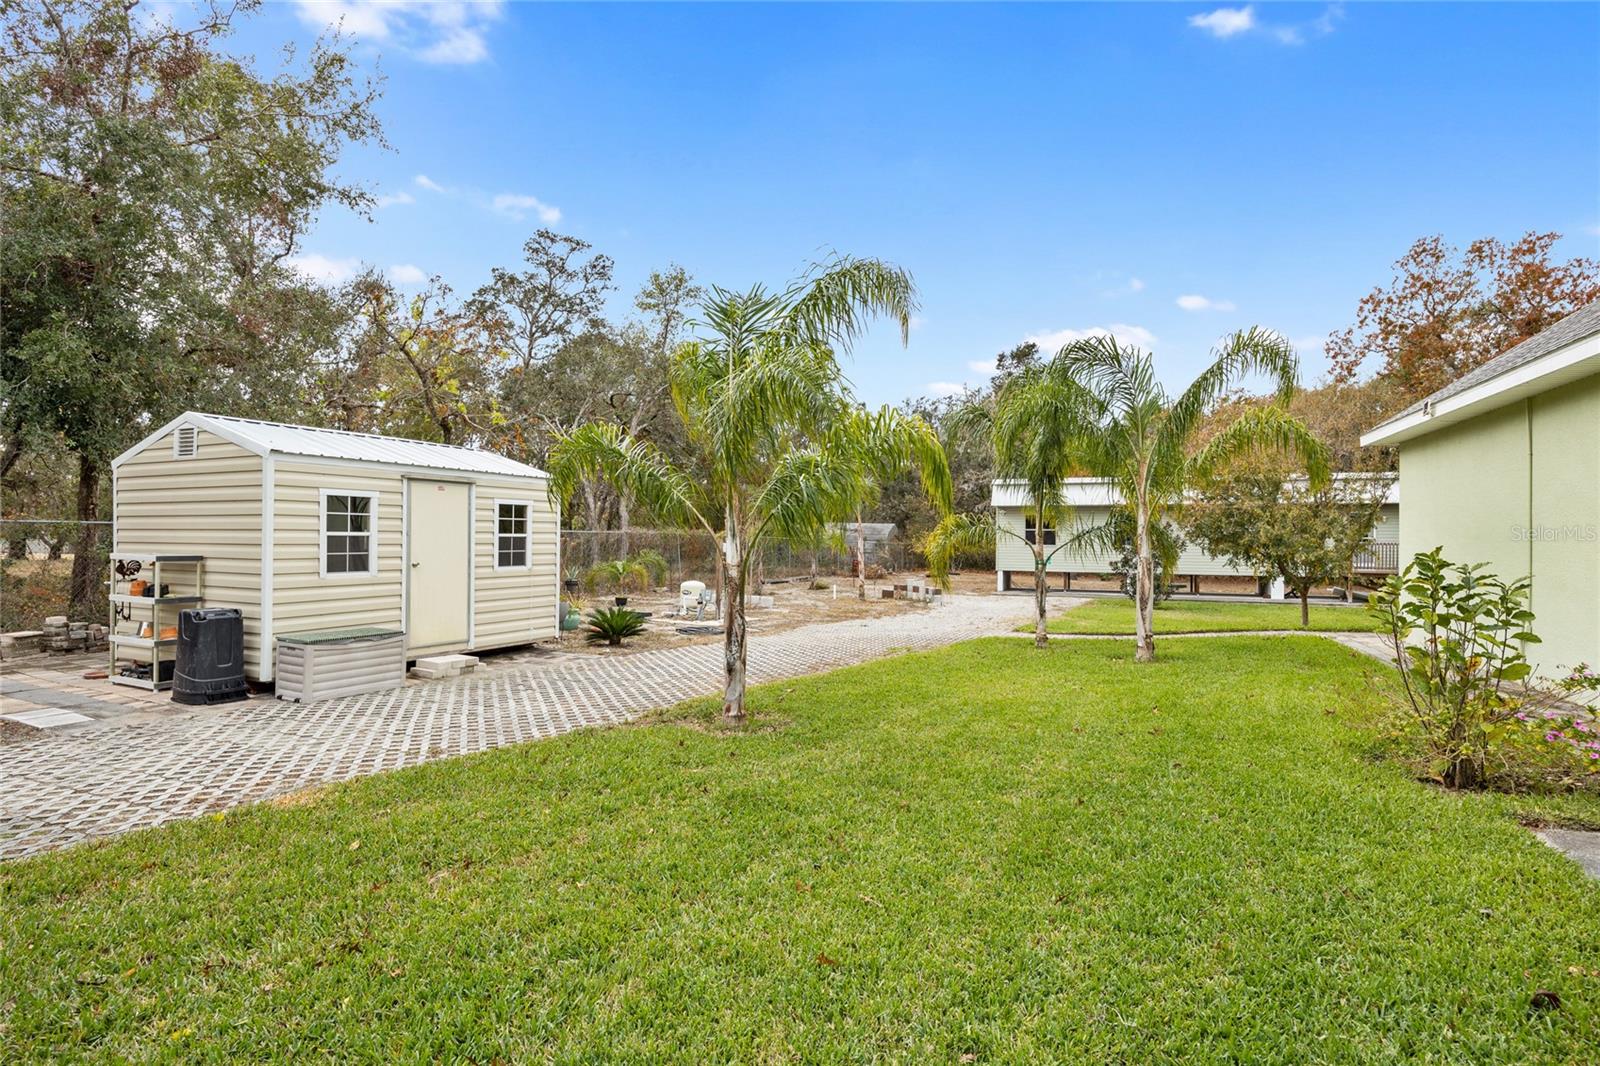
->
[[781, 256, 919, 351], [546, 421, 711, 534], [1164, 327, 1298, 449], [1067, 517, 1127, 558], [1052, 335, 1159, 424], [854, 405, 954, 515], [921, 511, 999, 587], [749, 446, 866, 548], [1188, 404, 1332, 489]]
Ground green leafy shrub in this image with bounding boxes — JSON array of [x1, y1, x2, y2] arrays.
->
[[584, 606, 647, 646], [631, 549, 670, 587], [1370, 549, 1600, 790], [586, 559, 647, 597]]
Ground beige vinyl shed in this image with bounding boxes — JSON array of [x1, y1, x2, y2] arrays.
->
[[112, 412, 560, 684]]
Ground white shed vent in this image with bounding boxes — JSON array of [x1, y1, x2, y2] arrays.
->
[[173, 425, 198, 459]]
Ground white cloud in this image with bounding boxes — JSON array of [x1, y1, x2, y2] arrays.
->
[[1025, 323, 1157, 353], [1176, 293, 1237, 313], [412, 173, 566, 225], [375, 190, 415, 208], [925, 382, 968, 398], [420, 27, 488, 64], [292, 1, 505, 65], [1290, 334, 1328, 359], [1189, 6, 1256, 38], [1128, 277, 1146, 293], [388, 264, 427, 285], [284, 253, 361, 285], [967, 358, 997, 375], [491, 193, 561, 224], [1189, 3, 1343, 46]]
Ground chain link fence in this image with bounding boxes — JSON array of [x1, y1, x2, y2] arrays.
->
[[1, 519, 113, 633], [559, 528, 926, 590]]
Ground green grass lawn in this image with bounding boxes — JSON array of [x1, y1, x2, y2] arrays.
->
[[5, 638, 1600, 1062], [1043, 597, 1389, 635]]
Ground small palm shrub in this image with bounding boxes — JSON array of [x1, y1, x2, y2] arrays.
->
[[586, 559, 647, 599], [1370, 549, 1600, 790], [584, 606, 647, 646], [631, 549, 670, 587]]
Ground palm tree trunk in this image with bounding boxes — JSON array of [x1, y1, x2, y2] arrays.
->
[[1134, 498, 1156, 663], [722, 546, 748, 720], [1032, 545, 1049, 649], [855, 516, 867, 600]]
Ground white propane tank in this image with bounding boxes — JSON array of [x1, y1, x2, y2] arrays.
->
[[678, 580, 707, 616]]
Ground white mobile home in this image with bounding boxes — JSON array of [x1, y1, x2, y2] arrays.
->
[[112, 413, 560, 683], [993, 476, 1401, 595]]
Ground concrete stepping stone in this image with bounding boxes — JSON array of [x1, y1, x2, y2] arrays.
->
[[2, 707, 95, 730]]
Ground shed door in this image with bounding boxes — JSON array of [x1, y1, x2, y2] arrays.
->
[[406, 480, 471, 651]]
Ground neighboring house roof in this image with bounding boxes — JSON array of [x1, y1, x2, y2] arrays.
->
[[991, 474, 1399, 509], [113, 412, 548, 479], [1361, 300, 1600, 447]]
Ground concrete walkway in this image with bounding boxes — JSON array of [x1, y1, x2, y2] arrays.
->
[[1, 595, 1032, 861]]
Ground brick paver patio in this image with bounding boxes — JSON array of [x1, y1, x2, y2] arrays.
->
[[1, 596, 1032, 860]]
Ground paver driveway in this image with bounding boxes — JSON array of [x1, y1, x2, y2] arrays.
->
[[1, 595, 1032, 860]]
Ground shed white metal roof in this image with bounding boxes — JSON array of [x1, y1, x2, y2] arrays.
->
[[114, 412, 548, 478]]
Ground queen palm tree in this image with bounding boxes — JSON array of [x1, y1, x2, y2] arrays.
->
[[922, 359, 1099, 647], [1061, 330, 1331, 662], [831, 404, 952, 600], [547, 257, 950, 720]]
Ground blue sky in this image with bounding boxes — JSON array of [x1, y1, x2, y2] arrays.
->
[[240, 2, 1600, 406]]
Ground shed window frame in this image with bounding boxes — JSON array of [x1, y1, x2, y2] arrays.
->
[[1024, 514, 1057, 546], [319, 489, 379, 579], [494, 499, 532, 571]]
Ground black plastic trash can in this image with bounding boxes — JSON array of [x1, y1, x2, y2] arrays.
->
[[172, 608, 249, 705]]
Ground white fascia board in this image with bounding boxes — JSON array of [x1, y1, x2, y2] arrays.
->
[[111, 412, 272, 469], [1361, 335, 1600, 447], [993, 473, 1398, 508]]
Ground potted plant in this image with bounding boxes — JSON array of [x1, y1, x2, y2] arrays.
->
[[587, 558, 647, 607], [560, 593, 584, 631], [562, 565, 583, 597]]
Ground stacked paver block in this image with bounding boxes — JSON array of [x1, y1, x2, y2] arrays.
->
[[40, 617, 107, 654], [409, 654, 480, 681]]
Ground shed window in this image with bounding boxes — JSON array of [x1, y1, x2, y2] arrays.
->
[[1024, 515, 1057, 546], [496, 501, 530, 569], [321, 491, 377, 576]]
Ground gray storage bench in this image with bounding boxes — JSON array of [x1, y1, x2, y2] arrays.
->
[[275, 627, 406, 703]]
